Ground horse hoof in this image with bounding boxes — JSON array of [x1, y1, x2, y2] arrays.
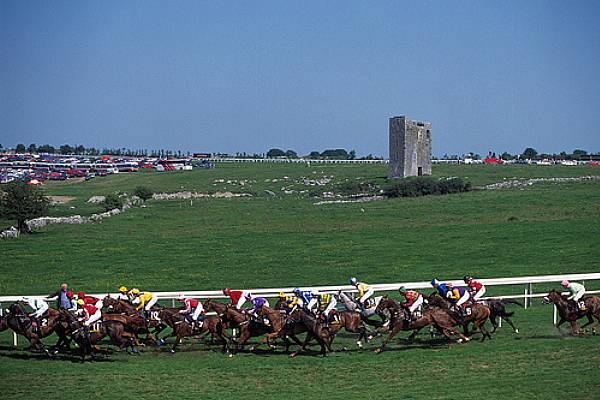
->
[[168, 349, 175, 354], [228, 353, 234, 358], [514, 329, 519, 334]]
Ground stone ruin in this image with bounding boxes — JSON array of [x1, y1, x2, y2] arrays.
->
[[388, 115, 432, 178]]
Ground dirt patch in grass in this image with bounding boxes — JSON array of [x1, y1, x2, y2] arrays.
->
[[48, 196, 76, 204]]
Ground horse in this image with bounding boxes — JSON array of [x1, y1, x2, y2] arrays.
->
[[374, 296, 470, 352], [543, 290, 600, 335], [337, 291, 386, 327], [57, 309, 137, 362], [426, 293, 492, 341], [326, 310, 370, 349], [220, 305, 272, 354], [158, 308, 228, 353], [102, 295, 167, 344], [2, 303, 63, 353], [288, 309, 332, 357], [480, 298, 523, 334], [255, 305, 306, 352]]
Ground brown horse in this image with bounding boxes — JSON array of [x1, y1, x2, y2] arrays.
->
[[2, 303, 63, 353], [158, 308, 228, 353], [288, 309, 332, 357], [255, 305, 305, 352], [326, 310, 370, 349], [102, 296, 167, 344], [220, 305, 272, 354], [374, 296, 470, 353], [427, 294, 492, 340], [543, 290, 600, 335], [58, 309, 137, 362]]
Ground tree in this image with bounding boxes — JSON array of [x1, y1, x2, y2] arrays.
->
[[500, 152, 512, 161], [321, 149, 349, 159], [38, 144, 55, 154], [28, 143, 37, 153], [266, 148, 285, 158], [285, 149, 298, 158], [522, 147, 538, 160], [0, 182, 49, 233], [60, 144, 74, 155], [134, 186, 154, 201], [349, 150, 356, 160], [308, 151, 321, 159], [15, 144, 26, 153], [75, 145, 86, 155]]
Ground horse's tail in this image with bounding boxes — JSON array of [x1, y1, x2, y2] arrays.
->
[[500, 299, 524, 308]]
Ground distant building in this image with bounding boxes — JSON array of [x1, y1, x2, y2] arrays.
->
[[388, 115, 432, 178]]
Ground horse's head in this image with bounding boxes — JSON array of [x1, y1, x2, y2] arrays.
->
[[202, 298, 213, 310], [543, 289, 562, 304], [9, 303, 23, 315], [103, 295, 117, 312]]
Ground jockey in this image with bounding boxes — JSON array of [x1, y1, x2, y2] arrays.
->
[[561, 280, 586, 311], [349, 277, 374, 310], [77, 291, 104, 310], [311, 292, 337, 324], [222, 288, 249, 310], [278, 291, 302, 314], [464, 276, 486, 302], [177, 294, 204, 330], [431, 278, 451, 298], [245, 293, 271, 325], [446, 284, 471, 318], [118, 286, 132, 302], [76, 299, 102, 327], [293, 288, 313, 308], [398, 286, 423, 319], [131, 289, 158, 318], [23, 297, 49, 332]]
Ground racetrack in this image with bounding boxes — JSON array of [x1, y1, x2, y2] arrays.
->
[[1, 163, 599, 399]]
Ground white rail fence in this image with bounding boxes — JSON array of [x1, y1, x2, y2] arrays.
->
[[1, 272, 599, 347]]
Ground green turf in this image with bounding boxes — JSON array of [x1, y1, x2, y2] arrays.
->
[[1, 163, 599, 399]]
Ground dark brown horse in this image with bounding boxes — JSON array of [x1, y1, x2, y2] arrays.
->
[[102, 296, 167, 344], [374, 296, 470, 353], [219, 305, 272, 354], [58, 309, 137, 362], [2, 303, 63, 353], [427, 294, 492, 340], [288, 309, 332, 357], [543, 290, 600, 335], [158, 308, 229, 353]]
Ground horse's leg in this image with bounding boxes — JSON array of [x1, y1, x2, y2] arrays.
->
[[170, 331, 182, 354], [290, 332, 312, 358], [502, 316, 519, 334], [489, 314, 498, 333], [375, 323, 402, 353], [579, 314, 595, 331]]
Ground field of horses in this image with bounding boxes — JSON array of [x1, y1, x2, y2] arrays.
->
[[1, 163, 600, 399]]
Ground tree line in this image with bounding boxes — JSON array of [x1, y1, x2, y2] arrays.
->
[[0, 143, 190, 158]]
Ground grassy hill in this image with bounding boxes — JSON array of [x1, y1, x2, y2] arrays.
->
[[1, 163, 599, 399]]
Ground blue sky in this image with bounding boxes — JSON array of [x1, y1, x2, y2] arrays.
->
[[1, 1, 599, 157]]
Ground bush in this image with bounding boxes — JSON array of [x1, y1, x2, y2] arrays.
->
[[134, 186, 154, 201], [383, 177, 471, 198], [103, 193, 123, 211], [335, 180, 378, 196]]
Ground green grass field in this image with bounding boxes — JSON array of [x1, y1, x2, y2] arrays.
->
[[1, 163, 600, 399]]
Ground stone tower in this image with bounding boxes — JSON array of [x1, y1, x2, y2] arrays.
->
[[388, 115, 432, 178]]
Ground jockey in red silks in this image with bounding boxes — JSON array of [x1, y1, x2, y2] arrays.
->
[[222, 288, 249, 310], [177, 294, 204, 330], [77, 291, 104, 310], [463, 276, 486, 302]]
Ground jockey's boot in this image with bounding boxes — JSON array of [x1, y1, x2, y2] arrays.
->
[[191, 321, 196, 332]]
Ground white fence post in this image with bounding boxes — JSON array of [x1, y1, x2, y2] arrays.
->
[[524, 286, 528, 309], [553, 305, 558, 325], [13, 332, 18, 347], [528, 283, 533, 308]]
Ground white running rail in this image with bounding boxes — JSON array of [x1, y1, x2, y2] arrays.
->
[[1, 272, 599, 347]]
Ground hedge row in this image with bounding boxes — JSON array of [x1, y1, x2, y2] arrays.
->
[[383, 177, 471, 198]]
